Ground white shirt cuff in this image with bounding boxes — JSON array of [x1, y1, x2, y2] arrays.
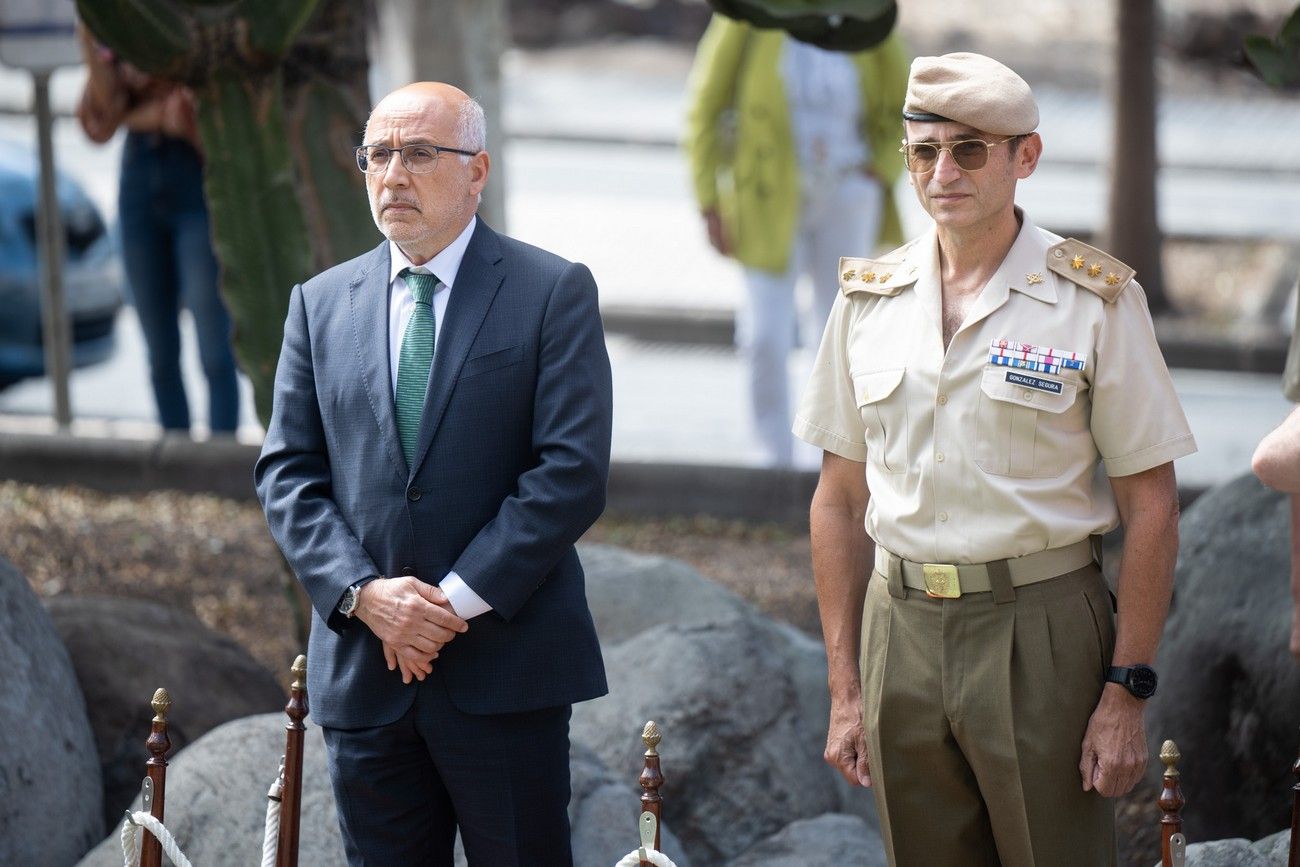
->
[[439, 571, 492, 619]]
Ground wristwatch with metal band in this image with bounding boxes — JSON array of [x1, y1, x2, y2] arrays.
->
[[338, 578, 374, 618], [1105, 664, 1158, 699]]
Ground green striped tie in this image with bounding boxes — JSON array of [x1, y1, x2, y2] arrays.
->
[[395, 268, 439, 467]]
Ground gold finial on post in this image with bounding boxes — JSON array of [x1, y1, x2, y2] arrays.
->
[[638, 720, 664, 864], [291, 654, 306, 692], [642, 720, 661, 757], [151, 688, 171, 724], [1160, 739, 1181, 777], [1158, 739, 1185, 867], [142, 688, 173, 867]]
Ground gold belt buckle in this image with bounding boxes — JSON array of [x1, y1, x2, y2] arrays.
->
[[922, 563, 961, 599]]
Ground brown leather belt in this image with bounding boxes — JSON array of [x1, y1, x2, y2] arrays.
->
[[874, 538, 1097, 599]]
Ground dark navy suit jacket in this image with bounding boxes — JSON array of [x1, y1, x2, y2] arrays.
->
[[255, 221, 611, 729]]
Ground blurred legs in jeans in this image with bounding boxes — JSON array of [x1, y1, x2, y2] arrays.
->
[[118, 131, 238, 433]]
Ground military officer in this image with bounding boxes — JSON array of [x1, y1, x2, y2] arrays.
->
[[794, 53, 1196, 866]]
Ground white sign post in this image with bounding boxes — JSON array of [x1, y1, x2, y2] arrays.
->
[[0, 0, 81, 429]]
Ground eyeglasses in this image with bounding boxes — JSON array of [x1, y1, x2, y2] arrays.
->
[[898, 137, 1017, 173], [354, 143, 478, 175]]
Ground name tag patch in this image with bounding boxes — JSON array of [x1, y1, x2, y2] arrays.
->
[[1005, 371, 1063, 394]]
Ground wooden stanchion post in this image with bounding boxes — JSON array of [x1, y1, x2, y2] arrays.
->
[[140, 688, 172, 867], [1159, 739, 1186, 867], [276, 655, 308, 867], [638, 721, 664, 867]]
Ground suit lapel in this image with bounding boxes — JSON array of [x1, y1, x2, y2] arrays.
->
[[347, 242, 408, 477], [410, 220, 505, 476]]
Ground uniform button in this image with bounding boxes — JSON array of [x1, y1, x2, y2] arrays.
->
[[402, 566, 415, 576], [936, 452, 945, 462], [406, 486, 422, 502], [938, 511, 949, 522], [937, 394, 948, 406]]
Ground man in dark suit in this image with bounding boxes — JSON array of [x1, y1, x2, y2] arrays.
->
[[255, 81, 612, 866]]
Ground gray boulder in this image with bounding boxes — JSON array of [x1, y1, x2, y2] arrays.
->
[[1150, 837, 1270, 867], [725, 813, 888, 867], [572, 615, 840, 864], [581, 544, 880, 833], [1250, 829, 1293, 864], [45, 596, 287, 828], [771, 620, 879, 829], [578, 543, 752, 643], [1147, 475, 1300, 841], [0, 555, 103, 867], [77, 713, 343, 867]]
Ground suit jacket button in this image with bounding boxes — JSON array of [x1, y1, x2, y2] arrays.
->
[[406, 486, 422, 502], [402, 566, 415, 576]]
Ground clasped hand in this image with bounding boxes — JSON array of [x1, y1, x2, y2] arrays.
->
[[355, 576, 469, 684]]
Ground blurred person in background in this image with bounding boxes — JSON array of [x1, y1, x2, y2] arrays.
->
[[75, 23, 239, 436], [685, 15, 909, 467]]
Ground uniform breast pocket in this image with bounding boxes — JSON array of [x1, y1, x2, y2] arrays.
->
[[852, 367, 907, 474], [975, 366, 1078, 477]]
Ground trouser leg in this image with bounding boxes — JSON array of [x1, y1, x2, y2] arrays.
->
[[322, 704, 457, 867], [863, 564, 1118, 867], [738, 262, 798, 467]]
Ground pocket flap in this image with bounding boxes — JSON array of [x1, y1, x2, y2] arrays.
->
[[461, 344, 524, 379], [980, 366, 1077, 414], [852, 368, 905, 406]]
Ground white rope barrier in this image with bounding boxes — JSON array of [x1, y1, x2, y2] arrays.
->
[[119, 811, 194, 867], [261, 759, 285, 867], [614, 849, 677, 867]]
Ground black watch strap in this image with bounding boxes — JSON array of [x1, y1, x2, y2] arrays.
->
[[1106, 664, 1158, 699]]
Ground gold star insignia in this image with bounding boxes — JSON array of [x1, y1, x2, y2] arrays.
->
[[1070, 255, 1085, 270], [1026, 272, 1044, 285], [878, 272, 892, 282], [1104, 272, 1120, 286], [862, 272, 877, 283], [841, 270, 856, 281], [1087, 263, 1103, 278]]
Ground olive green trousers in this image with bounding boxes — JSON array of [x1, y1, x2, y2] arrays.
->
[[861, 562, 1118, 867]]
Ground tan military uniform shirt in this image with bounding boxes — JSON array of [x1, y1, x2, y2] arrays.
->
[[794, 212, 1197, 564]]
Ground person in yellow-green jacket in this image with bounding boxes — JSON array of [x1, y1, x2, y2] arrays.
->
[[685, 15, 910, 467]]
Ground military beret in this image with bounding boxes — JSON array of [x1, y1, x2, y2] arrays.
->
[[903, 52, 1039, 135]]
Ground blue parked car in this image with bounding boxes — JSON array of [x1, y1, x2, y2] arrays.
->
[[0, 138, 122, 389]]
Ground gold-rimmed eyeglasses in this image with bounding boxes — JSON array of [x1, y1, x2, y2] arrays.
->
[[354, 143, 479, 175], [898, 136, 1017, 173]]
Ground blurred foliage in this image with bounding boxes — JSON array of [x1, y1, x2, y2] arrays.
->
[[1244, 3, 1300, 87], [708, 0, 896, 51]]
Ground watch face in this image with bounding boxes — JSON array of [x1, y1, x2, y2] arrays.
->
[[1128, 665, 1158, 699]]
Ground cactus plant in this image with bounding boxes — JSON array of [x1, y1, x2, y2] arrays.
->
[[76, 0, 377, 425]]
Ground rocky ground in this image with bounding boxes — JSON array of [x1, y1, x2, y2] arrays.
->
[[0, 480, 1189, 866]]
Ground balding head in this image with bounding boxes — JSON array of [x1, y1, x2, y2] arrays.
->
[[361, 81, 491, 264], [366, 82, 483, 150]]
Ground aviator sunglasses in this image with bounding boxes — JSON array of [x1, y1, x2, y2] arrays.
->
[[899, 136, 1018, 173]]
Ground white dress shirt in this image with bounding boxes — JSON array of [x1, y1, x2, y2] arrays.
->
[[386, 216, 492, 620]]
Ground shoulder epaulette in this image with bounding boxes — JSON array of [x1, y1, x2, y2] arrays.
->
[[1046, 238, 1135, 303], [838, 243, 918, 297]]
